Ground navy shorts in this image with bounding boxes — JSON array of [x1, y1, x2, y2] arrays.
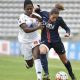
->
[[42, 41, 66, 55]]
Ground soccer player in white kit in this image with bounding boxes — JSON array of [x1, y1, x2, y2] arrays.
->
[[18, 0, 43, 80]]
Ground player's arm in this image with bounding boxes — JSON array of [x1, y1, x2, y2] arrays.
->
[[20, 23, 43, 33], [18, 15, 43, 33], [60, 17, 70, 37], [30, 13, 42, 22]]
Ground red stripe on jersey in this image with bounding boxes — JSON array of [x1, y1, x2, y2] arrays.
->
[[46, 29, 51, 43]]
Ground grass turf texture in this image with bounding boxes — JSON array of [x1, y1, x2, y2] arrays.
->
[[0, 55, 80, 80]]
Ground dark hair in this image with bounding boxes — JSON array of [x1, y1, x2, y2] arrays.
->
[[24, 0, 33, 9], [50, 8, 59, 15], [37, 5, 40, 8], [35, 5, 41, 13]]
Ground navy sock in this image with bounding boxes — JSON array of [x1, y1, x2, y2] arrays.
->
[[40, 54, 49, 75], [64, 60, 74, 78]]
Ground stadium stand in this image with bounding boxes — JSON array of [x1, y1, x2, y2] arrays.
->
[[0, 0, 80, 40]]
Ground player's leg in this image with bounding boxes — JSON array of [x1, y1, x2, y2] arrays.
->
[[59, 54, 76, 80], [53, 41, 76, 80], [39, 44, 50, 80], [20, 43, 34, 68], [25, 59, 33, 69], [32, 45, 42, 80]]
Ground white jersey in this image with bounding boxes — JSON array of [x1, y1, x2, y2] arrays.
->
[[18, 14, 40, 43]]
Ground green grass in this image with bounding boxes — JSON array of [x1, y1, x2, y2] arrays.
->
[[0, 55, 80, 80]]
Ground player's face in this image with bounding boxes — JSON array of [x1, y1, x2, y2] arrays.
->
[[49, 14, 59, 22], [24, 4, 33, 16]]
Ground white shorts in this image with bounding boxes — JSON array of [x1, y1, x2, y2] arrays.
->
[[20, 40, 40, 60]]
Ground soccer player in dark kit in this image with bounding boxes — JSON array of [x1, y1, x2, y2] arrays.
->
[[34, 5, 76, 80]]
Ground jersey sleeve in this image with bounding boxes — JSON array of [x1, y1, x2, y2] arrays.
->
[[18, 14, 26, 26], [59, 17, 70, 34]]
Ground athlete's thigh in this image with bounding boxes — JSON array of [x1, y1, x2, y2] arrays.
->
[[39, 42, 50, 54], [32, 45, 40, 59], [20, 43, 33, 60], [31, 40, 41, 59], [53, 41, 65, 55]]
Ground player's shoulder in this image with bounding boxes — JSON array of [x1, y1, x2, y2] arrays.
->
[[19, 14, 24, 17], [41, 11, 48, 13], [41, 11, 49, 15], [40, 11, 49, 18], [58, 16, 63, 19], [19, 14, 28, 19], [57, 16, 63, 21]]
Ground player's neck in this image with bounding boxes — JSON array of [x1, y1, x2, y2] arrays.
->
[[24, 12, 30, 17]]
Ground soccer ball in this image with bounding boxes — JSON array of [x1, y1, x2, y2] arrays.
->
[[55, 71, 68, 80]]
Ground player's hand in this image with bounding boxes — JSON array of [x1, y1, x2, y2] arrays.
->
[[30, 13, 42, 22], [37, 22, 44, 30], [65, 33, 70, 37]]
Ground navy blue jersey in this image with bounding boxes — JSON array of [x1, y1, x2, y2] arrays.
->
[[38, 11, 70, 43]]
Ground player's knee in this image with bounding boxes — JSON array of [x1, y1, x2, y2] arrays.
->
[[33, 55, 40, 59], [59, 54, 68, 64], [39, 44, 49, 54]]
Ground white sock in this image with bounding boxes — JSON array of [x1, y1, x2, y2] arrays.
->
[[34, 59, 42, 80]]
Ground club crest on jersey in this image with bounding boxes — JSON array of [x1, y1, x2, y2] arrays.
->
[[46, 23, 54, 29]]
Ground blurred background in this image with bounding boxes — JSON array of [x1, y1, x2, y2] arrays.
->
[[0, 0, 80, 80]]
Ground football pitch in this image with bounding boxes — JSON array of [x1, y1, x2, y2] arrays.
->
[[0, 55, 80, 80]]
